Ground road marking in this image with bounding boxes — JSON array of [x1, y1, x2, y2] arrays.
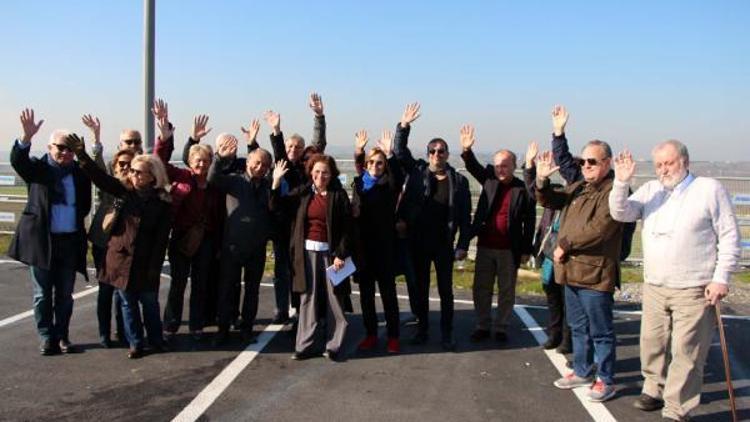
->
[[171, 312, 295, 422], [514, 306, 618, 422]]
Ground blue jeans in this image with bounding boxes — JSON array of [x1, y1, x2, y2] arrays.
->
[[272, 238, 291, 317], [565, 285, 616, 385], [30, 233, 78, 342], [117, 290, 164, 350]]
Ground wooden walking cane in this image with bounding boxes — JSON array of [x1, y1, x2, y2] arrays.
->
[[715, 301, 738, 422]]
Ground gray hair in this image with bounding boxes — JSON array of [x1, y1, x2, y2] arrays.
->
[[286, 133, 305, 146], [582, 139, 612, 159], [652, 139, 690, 163], [493, 149, 517, 168], [249, 148, 272, 164], [49, 129, 71, 145]]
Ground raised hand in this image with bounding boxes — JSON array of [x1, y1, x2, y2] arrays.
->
[[614, 149, 636, 183], [309, 92, 324, 117], [536, 150, 560, 179], [217, 136, 238, 158], [156, 115, 173, 140], [460, 124, 475, 151], [525, 141, 539, 168], [81, 114, 101, 144], [354, 129, 368, 154], [63, 133, 86, 156], [151, 98, 169, 121], [552, 105, 569, 136], [240, 119, 261, 144], [376, 130, 394, 157], [20, 108, 44, 143], [263, 110, 281, 135], [192, 114, 212, 141], [400, 102, 421, 128], [272, 159, 289, 189]]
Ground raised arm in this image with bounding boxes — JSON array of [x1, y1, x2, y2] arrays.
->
[[240, 118, 261, 153], [522, 141, 539, 197], [550, 105, 582, 184], [207, 138, 239, 192], [64, 134, 128, 197], [534, 151, 569, 210], [459, 124, 490, 184], [10, 109, 48, 184], [264, 110, 285, 162], [608, 150, 644, 222], [309, 93, 327, 152], [393, 102, 421, 172], [353, 129, 368, 176]]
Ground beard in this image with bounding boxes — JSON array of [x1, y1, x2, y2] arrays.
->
[[659, 169, 688, 189]]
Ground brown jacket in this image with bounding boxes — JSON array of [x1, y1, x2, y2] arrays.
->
[[536, 173, 623, 292]]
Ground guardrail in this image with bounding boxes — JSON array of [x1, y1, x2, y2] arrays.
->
[[1, 161, 748, 265]]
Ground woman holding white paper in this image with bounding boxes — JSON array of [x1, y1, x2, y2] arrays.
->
[[271, 154, 353, 361], [351, 129, 404, 353]]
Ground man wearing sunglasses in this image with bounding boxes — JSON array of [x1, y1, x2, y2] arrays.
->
[[8, 108, 92, 356], [536, 133, 623, 402], [393, 102, 471, 351]]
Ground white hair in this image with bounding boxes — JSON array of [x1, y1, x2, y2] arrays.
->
[[49, 129, 71, 145]]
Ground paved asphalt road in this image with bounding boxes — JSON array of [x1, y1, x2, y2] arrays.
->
[[0, 259, 748, 422]]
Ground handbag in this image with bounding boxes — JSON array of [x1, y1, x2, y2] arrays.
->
[[176, 186, 210, 257]]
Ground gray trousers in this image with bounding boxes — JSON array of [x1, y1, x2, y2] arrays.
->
[[296, 249, 348, 354], [473, 248, 517, 333]]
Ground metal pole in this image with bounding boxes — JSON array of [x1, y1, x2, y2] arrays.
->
[[144, 0, 155, 152]]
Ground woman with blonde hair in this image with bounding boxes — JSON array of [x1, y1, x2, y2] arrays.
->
[[64, 133, 172, 359]]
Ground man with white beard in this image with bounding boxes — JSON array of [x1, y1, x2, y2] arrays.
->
[[609, 140, 741, 421]]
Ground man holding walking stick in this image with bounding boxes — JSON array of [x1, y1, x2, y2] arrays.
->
[[609, 140, 741, 421]]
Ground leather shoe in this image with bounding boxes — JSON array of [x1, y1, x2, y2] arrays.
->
[[542, 336, 561, 350], [59, 339, 78, 354], [127, 348, 143, 359], [39, 340, 59, 356], [495, 332, 508, 343], [212, 328, 230, 348], [556, 341, 572, 354], [291, 350, 319, 361], [469, 329, 490, 343], [634, 394, 664, 411], [272, 313, 290, 324], [409, 331, 428, 345]]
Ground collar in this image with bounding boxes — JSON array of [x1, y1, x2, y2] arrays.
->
[[664, 172, 694, 195]]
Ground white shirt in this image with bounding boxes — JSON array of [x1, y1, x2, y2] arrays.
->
[[609, 173, 740, 288]]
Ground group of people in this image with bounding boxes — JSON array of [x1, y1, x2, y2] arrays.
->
[[9, 97, 741, 421]]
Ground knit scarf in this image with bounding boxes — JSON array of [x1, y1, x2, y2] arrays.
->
[[362, 171, 380, 192], [47, 155, 74, 205]]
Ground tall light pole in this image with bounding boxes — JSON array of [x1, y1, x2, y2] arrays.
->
[[144, 0, 155, 151]]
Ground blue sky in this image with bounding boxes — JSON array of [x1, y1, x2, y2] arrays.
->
[[2, 0, 748, 161]]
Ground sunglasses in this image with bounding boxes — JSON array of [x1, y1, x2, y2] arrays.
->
[[116, 160, 131, 168], [368, 159, 385, 166], [122, 139, 142, 146], [52, 143, 71, 153], [428, 148, 447, 156], [577, 158, 604, 167]]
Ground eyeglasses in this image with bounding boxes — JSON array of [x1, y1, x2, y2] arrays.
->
[[577, 158, 604, 167], [368, 159, 385, 166], [116, 160, 131, 168], [52, 144, 71, 153], [428, 148, 447, 156], [122, 139, 142, 146]]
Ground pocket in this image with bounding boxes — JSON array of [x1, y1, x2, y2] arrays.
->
[[566, 254, 604, 285]]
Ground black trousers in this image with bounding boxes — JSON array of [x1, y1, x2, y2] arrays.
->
[[358, 264, 400, 339], [163, 236, 213, 332], [217, 248, 266, 330], [411, 236, 454, 337], [543, 281, 570, 343]]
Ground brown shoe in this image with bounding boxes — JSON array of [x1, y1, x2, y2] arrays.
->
[[127, 348, 143, 359]]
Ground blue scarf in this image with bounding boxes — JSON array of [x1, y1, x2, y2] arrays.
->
[[362, 172, 379, 192]]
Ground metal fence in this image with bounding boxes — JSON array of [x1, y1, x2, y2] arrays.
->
[[1, 160, 749, 265]]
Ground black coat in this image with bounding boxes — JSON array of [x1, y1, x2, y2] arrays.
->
[[8, 142, 91, 278], [350, 152, 404, 276], [459, 149, 535, 268], [271, 181, 352, 295], [392, 123, 471, 249]]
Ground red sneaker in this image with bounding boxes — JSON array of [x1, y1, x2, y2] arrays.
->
[[386, 338, 400, 354], [358, 335, 378, 351]]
